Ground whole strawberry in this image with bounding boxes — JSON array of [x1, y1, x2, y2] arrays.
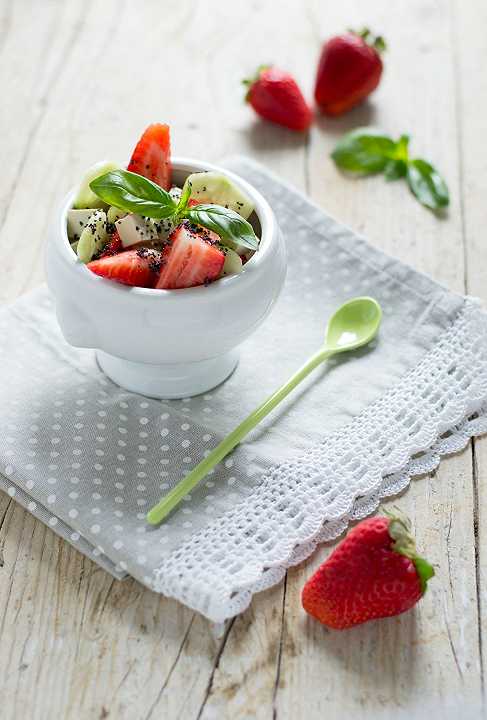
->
[[314, 28, 386, 116], [243, 65, 312, 132], [302, 511, 434, 629]]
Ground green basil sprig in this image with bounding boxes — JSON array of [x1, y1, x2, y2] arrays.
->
[[90, 170, 259, 250], [90, 170, 177, 219], [186, 204, 259, 250], [331, 128, 449, 211]]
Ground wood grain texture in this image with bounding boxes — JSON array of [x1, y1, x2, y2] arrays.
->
[[0, 0, 485, 718], [452, 0, 487, 708]]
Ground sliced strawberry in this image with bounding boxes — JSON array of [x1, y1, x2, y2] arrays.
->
[[99, 230, 122, 258], [156, 222, 225, 290], [127, 124, 171, 190], [188, 198, 201, 207], [87, 247, 162, 287]]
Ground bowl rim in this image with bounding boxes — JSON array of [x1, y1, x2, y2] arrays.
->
[[57, 157, 277, 300]]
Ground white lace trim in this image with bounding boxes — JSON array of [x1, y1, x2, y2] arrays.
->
[[153, 300, 487, 623]]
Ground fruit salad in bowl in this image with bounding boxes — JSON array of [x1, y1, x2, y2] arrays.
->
[[67, 124, 261, 290], [46, 124, 286, 398]]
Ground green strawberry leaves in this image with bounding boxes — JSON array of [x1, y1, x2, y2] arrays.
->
[[90, 170, 260, 251], [242, 64, 271, 102], [412, 556, 435, 595], [386, 509, 435, 595], [350, 27, 387, 53], [331, 127, 449, 211]]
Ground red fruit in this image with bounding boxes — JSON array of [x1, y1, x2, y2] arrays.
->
[[156, 221, 225, 290], [87, 247, 162, 287], [314, 28, 385, 116], [302, 511, 434, 629], [99, 230, 122, 258], [243, 66, 312, 131], [127, 123, 171, 190]]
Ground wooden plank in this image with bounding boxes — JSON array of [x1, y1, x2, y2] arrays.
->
[[182, 0, 313, 713], [273, 0, 483, 717], [0, 0, 91, 301], [451, 0, 487, 703]]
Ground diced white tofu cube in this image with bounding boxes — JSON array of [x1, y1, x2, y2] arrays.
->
[[67, 208, 97, 241], [115, 214, 159, 248]]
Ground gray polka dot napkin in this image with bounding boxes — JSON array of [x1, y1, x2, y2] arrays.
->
[[0, 157, 472, 611]]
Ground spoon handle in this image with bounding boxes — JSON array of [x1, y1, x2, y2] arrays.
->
[[147, 347, 331, 525]]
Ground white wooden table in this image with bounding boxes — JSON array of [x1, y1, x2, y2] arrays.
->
[[1, 1, 486, 718]]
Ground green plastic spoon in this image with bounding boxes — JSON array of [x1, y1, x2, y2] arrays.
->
[[147, 296, 382, 526]]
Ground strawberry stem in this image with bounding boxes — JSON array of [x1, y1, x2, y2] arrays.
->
[[413, 556, 435, 594], [349, 27, 387, 53], [242, 64, 271, 102], [384, 507, 435, 594]]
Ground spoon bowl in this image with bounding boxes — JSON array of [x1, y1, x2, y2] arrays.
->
[[324, 296, 382, 353]]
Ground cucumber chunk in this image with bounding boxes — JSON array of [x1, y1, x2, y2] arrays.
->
[[220, 247, 243, 277], [148, 216, 176, 241], [77, 210, 108, 263], [219, 236, 255, 257], [184, 171, 254, 219], [73, 161, 120, 210], [107, 206, 127, 224], [67, 208, 96, 241]]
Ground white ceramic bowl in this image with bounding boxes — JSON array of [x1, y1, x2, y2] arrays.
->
[[46, 158, 286, 398]]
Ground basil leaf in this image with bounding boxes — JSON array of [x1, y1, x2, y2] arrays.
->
[[185, 204, 259, 251], [384, 159, 407, 181], [331, 128, 397, 174], [90, 170, 177, 219], [177, 179, 192, 215], [407, 159, 449, 210]]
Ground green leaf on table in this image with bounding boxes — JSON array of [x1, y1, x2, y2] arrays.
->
[[384, 159, 408, 181], [406, 159, 449, 210], [185, 204, 259, 251], [394, 134, 410, 161], [331, 127, 397, 174], [90, 170, 177, 219]]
